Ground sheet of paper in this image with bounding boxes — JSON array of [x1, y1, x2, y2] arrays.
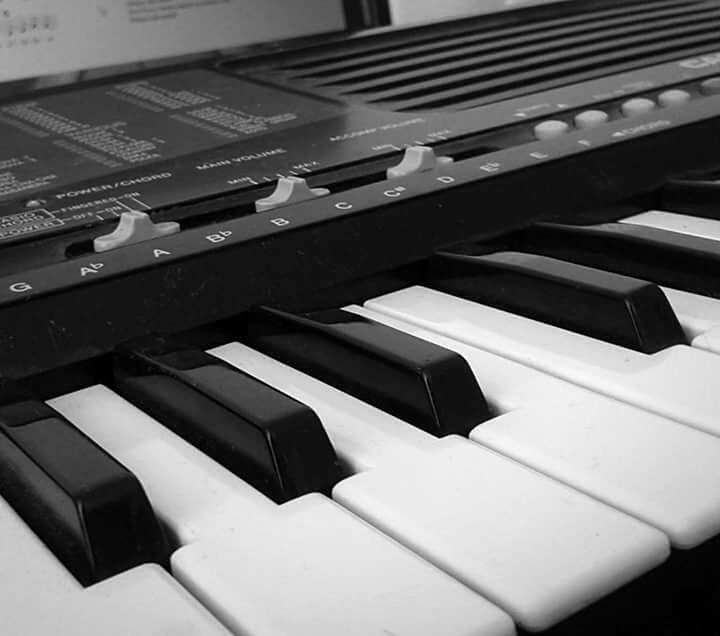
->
[[0, 0, 346, 82]]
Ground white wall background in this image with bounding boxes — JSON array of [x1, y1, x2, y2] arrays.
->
[[388, 0, 566, 24]]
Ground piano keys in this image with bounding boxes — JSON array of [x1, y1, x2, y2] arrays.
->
[[2, 223, 718, 632], [51, 385, 513, 636], [0, 218, 717, 632]]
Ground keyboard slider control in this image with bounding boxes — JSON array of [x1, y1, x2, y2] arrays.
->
[[0, 379, 168, 585], [255, 177, 329, 213], [94, 211, 179, 253], [386, 146, 453, 179]]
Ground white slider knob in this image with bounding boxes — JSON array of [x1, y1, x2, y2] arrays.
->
[[255, 176, 330, 213], [386, 146, 453, 179], [93, 211, 180, 253]]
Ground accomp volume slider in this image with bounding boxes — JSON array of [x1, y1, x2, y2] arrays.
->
[[94, 211, 180, 253], [386, 146, 454, 179], [255, 177, 330, 213]]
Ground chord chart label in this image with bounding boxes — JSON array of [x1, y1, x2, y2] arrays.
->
[[0, 69, 344, 204]]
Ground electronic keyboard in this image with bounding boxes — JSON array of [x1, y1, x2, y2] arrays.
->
[[3, 0, 720, 634]]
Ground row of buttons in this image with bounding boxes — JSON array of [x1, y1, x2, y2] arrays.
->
[[531, 80, 720, 141]]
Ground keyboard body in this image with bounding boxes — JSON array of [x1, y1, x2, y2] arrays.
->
[[2, 1, 720, 634]]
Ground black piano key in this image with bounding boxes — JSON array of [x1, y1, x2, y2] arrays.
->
[[428, 250, 686, 353], [243, 306, 490, 437], [660, 178, 720, 220], [498, 221, 720, 299], [0, 379, 168, 586], [112, 337, 343, 503]]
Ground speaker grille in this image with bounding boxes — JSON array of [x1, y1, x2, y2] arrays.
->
[[264, 0, 720, 111]]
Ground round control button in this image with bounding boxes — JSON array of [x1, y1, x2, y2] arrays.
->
[[621, 98, 656, 117], [700, 77, 720, 95], [533, 120, 570, 140], [658, 89, 692, 108], [574, 110, 609, 129]]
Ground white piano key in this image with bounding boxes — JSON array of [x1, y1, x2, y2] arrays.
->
[[0, 496, 228, 635], [335, 439, 667, 632], [213, 342, 669, 632], [691, 325, 720, 355], [365, 286, 720, 438], [659, 286, 720, 355], [172, 493, 514, 636], [621, 210, 720, 241], [52, 385, 511, 636], [662, 286, 720, 340], [351, 304, 720, 549]]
